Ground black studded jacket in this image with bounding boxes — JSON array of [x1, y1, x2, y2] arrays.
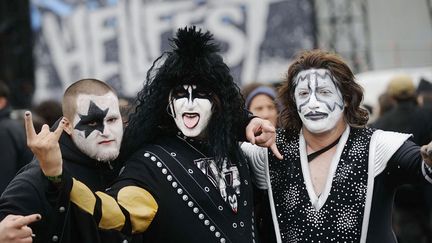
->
[[62, 135, 259, 243]]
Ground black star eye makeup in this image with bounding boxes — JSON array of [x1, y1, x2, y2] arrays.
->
[[74, 100, 109, 138]]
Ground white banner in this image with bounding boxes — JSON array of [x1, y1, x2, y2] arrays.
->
[[31, 0, 315, 102]]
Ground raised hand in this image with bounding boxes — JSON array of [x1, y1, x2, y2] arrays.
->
[[421, 141, 432, 166], [24, 111, 66, 176], [245, 117, 283, 160], [0, 214, 41, 243]]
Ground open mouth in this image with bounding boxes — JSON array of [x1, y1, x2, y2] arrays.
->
[[183, 113, 200, 129], [304, 111, 328, 121]]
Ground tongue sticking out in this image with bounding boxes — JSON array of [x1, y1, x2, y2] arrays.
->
[[183, 114, 200, 128]]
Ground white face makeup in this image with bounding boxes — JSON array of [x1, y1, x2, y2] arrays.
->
[[294, 68, 344, 133], [71, 92, 123, 162], [169, 84, 213, 138]]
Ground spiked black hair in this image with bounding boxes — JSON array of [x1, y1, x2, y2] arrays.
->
[[121, 26, 246, 167]]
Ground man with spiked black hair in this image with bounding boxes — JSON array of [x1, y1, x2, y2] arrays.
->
[[25, 26, 280, 242], [120, 25, 260, 170]]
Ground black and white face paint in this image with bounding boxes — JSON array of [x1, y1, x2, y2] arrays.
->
[[294, 68, 344, 133], [71, 92, 123, 162], [169, 84, 213, 138]]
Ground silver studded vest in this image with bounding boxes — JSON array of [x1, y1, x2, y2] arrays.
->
[[269, 128, 374, 242]]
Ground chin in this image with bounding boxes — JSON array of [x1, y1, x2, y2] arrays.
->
[[182, 131, 200, 138], [95, 150, 119, 162], [180, 126, 203, 138], [305, 124, 328, 133]]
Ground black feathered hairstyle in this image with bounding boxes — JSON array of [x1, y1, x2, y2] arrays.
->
[[121, 26, 246, 167]]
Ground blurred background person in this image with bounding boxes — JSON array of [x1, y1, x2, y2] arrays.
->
[[242, 82, 280, 243], [243, 83, 280, 127], [32, 99, 62, 127], [372, 74, 432, 145], [376, 92, 396, 117], [118, 96, 135, 127], [371, 74, 432, 243], [0, 81, 33, 194], [368, 92, 396, 126], [417, 78, 432, 111]]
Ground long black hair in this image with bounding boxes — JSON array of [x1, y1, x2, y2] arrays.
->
[[121, 26, 246, 167]]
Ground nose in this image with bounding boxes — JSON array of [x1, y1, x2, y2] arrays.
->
[[185, 96, 196, 109], [307, 93, 320, 110], [259, 109, 270, 120], [99, 125, 109, 137]]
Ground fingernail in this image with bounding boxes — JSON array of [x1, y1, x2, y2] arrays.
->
[[36, 215, 41, 220], [32, 233, 36, 237], [25, 111, 30, 116]]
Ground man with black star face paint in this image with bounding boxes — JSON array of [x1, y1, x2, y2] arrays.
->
[[0, 79, 140, 243], [67, 92, 123, 163], [25, 27, 280, 243], [243, 49, 432, 243]]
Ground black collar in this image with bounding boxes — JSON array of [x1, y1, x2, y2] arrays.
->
[[307, 135, 341, 162]]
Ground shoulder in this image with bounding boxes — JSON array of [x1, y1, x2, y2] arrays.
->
[[13, 160, 43, 180], [0, 167, 46, 214], [370, 129, 412, 175], [371, 129, 411, 148], [6, 164, 47, 193], [128, 144, 165, 161], [121, 144, 169, 176], [0, 118, 24, 132]]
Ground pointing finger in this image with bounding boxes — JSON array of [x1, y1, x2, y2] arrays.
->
[[24, 111, 37, 143], [270, 143, 283, 160], [246, 128, 256, 145], [13, 214, 41, 228]]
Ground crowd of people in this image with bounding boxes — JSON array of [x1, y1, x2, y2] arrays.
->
[[0, 26, 432, 243]]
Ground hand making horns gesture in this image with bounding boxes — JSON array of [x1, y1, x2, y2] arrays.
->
[[24, 111, 66, 177]]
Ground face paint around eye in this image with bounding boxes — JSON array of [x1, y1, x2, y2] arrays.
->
[[74, 100, 108, 138], [294, 68, 345, 133], [71, 92, 123, 162], [171, 85, 189, 99], [169, 84, 213, 138]]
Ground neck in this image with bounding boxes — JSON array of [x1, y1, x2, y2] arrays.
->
[[302, 120, 347, 152]]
